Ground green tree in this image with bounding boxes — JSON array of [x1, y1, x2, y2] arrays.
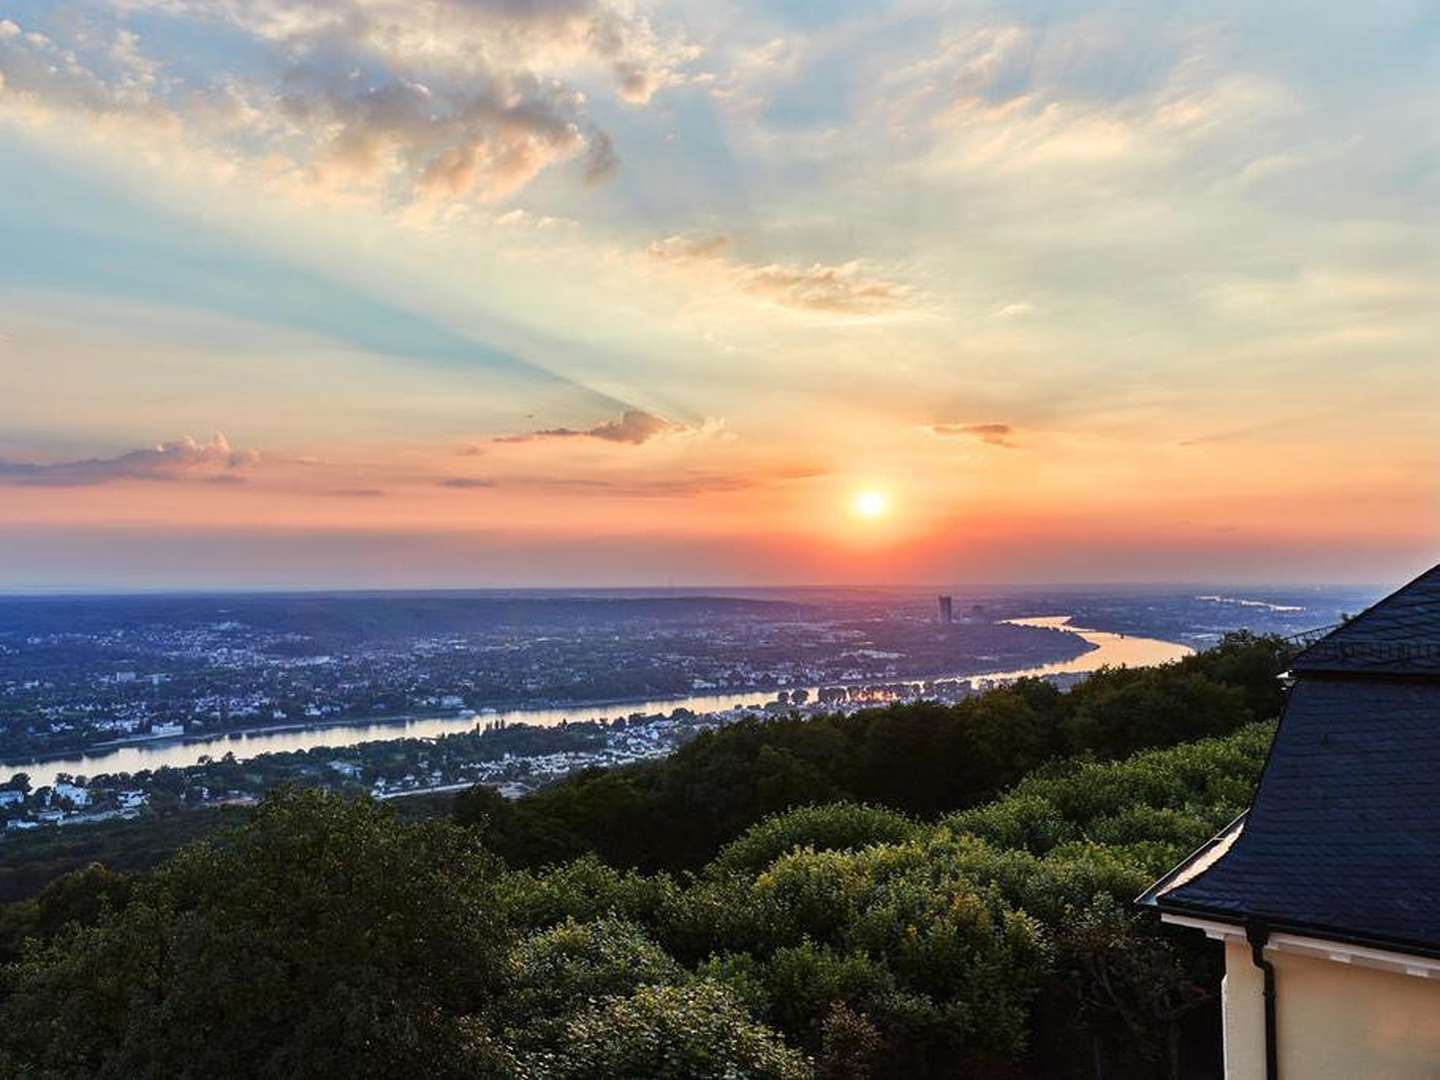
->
[[503, 917, 683, 1046], [0, 789, 514, 1080], [713, 803, 916, 875], [542, 980, 812, 1080], [2, 773, 29, 795]]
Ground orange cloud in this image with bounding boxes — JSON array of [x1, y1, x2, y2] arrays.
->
[[931, 423, 1017, 447]]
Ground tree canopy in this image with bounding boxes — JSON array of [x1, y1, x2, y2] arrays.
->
[[1, 633, 1293, 1079]]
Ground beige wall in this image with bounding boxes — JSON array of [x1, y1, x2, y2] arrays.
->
[[1222, 939, 1440, 1080]]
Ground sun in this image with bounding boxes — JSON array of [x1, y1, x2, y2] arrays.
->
[[852, 490, 890, 520]]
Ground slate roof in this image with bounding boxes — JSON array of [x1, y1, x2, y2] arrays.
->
[[1145, 563, 1440, 957], [1150, 676, 1440, 954], [1290, 563, 1440, 676]]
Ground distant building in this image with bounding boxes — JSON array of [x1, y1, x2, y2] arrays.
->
[[937, 595, 954, 624], [1140, 564, 1440, 1079], [51, 782, 90, 807]]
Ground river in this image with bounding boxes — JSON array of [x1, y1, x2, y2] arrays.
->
[[5, 616, 1191, 788]]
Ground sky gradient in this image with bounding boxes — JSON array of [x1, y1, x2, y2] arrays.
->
[[0, 0, 1436, 588]]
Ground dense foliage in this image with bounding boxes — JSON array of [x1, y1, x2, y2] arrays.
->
[[0, 633, 1292, 1079], [459, 632, 1289, 870]]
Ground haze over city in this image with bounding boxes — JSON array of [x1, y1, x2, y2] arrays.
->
[[1, 0, 1435, 589]]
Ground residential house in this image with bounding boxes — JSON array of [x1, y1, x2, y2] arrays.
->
[[1140, 564, 1440, 1079]]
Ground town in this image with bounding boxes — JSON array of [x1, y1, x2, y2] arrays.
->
[[1, 667, 1100, 833], [0, 587, 1353, 765]]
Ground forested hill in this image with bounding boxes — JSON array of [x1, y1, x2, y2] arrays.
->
[[460, 631, 1292, 871], [0, 632, 1293, 1080]]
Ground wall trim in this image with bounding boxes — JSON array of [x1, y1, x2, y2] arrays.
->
[[1162, 914, 1440, 979]]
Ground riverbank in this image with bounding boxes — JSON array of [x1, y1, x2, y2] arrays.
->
[[3, 617, 1188, 790]]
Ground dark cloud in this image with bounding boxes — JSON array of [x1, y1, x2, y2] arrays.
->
[[277, 67, 601, 202], [438, 477, 498, 488], [0, 0, 695, 204], [0, 434, 260, 487], [932, 423, 1016, 447], [495, 410, 676, 446], [582, 130, 620, 186]]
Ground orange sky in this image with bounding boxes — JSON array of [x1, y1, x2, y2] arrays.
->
[[0, 0, 1435, 587]]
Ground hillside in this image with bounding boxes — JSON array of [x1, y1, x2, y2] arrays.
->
[[0, 633, 1292, 1079]]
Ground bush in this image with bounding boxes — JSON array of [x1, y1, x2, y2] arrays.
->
[[714, 803, 917, 875], [504, 916, 683, 1043], [538, 980, 813, 1080]]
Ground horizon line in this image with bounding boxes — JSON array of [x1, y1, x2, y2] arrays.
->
[[0, 581, 1389, 599]]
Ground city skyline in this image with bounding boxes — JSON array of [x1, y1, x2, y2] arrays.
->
[[1, 0, 1435, 589]]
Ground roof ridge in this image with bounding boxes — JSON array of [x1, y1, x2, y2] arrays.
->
[[1289, 562, 1440, 675]]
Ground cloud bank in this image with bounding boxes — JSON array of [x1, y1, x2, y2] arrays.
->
[[0, 434, 259, 486], [0, 1, 696, 203]]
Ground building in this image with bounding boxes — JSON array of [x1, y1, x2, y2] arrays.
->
[[51, 782, 90, 807], [1140, 564, 1440, 1079], [937, 595, 953, 624]]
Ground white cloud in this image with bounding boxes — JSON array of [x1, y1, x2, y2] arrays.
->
[[647, 233, 914, 316], [0, 1, 698, 204], [131, 0, 698, 104]]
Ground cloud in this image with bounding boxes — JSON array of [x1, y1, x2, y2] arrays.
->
[[647, 233, 912, 316], [735, 261, 910, 315], [0, 434, 260, 486], [507, 473, 756, 497], [438, 477, 498, 488], [647, 233, 733, 260], [495, 409, 678, 445], [0, 1, 698, 204], [276, 68, 598, 202], [141, 0, 696, 105], [932, 423, 1016, 448], [993, 302, 1035, 319], [1177, 413, 1325, 447]]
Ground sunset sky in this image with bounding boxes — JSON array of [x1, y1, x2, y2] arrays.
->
[[0, 0, 1435, 589]]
